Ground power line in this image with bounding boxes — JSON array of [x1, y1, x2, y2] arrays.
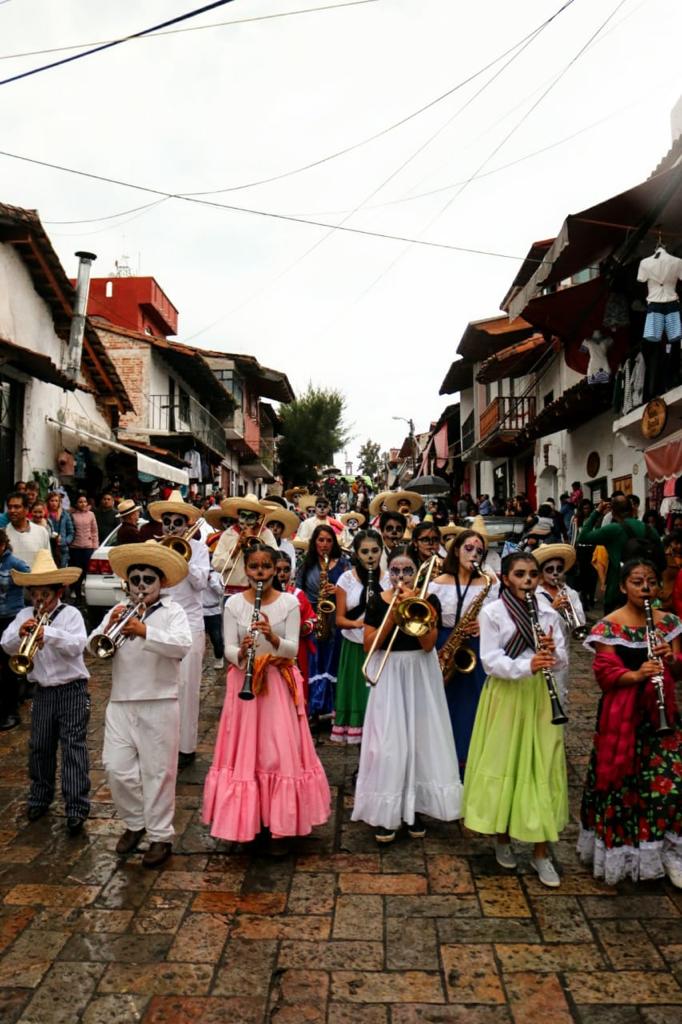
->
[[0, 0, 240, 88], [44, 199, 165, 225], [0, 1, 379, 62], [181, 0, 577, 197]]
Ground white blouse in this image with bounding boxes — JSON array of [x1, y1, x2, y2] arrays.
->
[[479, 597, 567, 681], [224, 591, 299, 668], [337, 569, 390, 643], [428, 578, 499, 628]]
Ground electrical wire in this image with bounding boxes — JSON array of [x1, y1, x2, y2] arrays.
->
[[0, 1, 379, 61], [44, 199, 166, 225], [0, 0, 240, 87]]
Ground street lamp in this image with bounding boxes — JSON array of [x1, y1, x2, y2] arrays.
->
[[392, 415, 416, 478]]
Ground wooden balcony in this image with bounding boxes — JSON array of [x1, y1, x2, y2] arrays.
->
[[478, 396, 536, 456]]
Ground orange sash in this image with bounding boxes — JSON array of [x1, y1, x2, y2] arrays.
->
[[250, 654, 299, 705]]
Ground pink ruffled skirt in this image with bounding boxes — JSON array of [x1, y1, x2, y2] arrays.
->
[[202, 664, 331, 842]]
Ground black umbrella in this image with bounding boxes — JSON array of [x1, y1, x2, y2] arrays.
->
[[404, 474, 450, 495]]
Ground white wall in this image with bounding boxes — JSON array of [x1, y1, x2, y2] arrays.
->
[[0, 245, 63, 361]]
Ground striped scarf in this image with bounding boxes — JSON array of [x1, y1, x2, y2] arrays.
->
[[501, 590, 536, 658]]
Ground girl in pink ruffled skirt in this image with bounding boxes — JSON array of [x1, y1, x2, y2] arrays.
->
[[203, 544, 330, 852]]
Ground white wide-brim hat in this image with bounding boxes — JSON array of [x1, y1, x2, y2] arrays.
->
[[384, 490, 424, 514], [534, 543, 576, 572], [11, 549, 82, 587], [263, 508, 300, 539], [204, 500, 236, 530], [369, 491, 392, 517], [340, 512, 366, 528], [221, 493, 270, 518], [147, 489, 200, 524], [109, 541, 189, 587]]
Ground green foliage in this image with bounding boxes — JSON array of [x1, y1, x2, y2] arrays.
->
[[357, 439, 382, 481], [277, 384, 351, 485]]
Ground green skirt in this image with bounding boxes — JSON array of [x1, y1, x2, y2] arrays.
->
[[462, 672, 568, 843], [331, 638, 369, 745]]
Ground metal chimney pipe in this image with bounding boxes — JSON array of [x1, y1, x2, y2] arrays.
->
[[65, 250, 97, 380]]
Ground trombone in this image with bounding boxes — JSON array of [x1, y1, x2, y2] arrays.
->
[[362, 555, 439, 687], [220, 520, 265, 587], [9, 603, 50, 676], [159, 517, 206, 561]]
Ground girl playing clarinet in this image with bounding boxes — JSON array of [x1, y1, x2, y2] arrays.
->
[[578, 559, 682, 886], [203, 544, 330, 855], [463, 551, 568, 888]]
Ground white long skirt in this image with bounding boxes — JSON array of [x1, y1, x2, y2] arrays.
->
[[351, 648, 462, 830]]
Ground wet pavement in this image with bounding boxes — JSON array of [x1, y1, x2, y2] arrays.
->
[[1, 638, 682, 1023]]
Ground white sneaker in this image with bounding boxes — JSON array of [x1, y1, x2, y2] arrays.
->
[[663, 854, 682, 889], [213, 658, 224, 669], [531, 857, 560, 888], [495, 843, 517, 869]]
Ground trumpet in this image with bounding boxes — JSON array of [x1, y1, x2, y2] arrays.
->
[[558, 584, 588, 641], [9, 603, 50, 676], [159, 517, 206, 561], [643, 598, 673, 736], [239, 581, 264, 701], [89, 598, 148, 659], [220, 522, 265, 587], [525, 592, 568, 726], [362, 555, 439, 687]]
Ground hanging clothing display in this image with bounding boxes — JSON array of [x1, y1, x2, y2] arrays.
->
[[622, 351, 646, 414], [183, 449, 202, 481], [580, 332, 613, 384], [638, 249, 682, 344]]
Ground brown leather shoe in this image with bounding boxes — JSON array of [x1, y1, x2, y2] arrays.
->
[[142, 841, 172, 868], [116, 828, 146, 856]]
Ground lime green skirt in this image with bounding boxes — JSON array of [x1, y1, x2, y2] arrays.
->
[[462, 672, 568, 843]]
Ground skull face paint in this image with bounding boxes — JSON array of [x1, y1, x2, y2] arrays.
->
[[356, 540, 382, 570], [541, 559, 565, 587], [161, 513, 188, 538], [127, 565, 162, 605], [238, 509, 261, 530]]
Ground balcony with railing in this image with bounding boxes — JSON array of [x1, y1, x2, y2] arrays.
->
[[240, 437, 275, 481], [478, 396, 536, 456], [461, 410, 475, 453], [146, 393, 226, 457]]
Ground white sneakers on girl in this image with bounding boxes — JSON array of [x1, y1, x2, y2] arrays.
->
[[531, 857, 560, 888], [495, 843, 517, 869]]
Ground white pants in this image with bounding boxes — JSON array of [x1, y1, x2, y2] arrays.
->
[[103, 699, 179, 843], [179, 629, 206, 754]]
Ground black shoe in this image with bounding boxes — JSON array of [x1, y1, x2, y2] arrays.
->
[[142, 841, 172, 868], [66, 816, 85, 836], [27, 805, 49, 822], [375, 826, 396, 844], [407, 814, 426, 839], [178, 751, 196, 770], [0, 715, 20, 731], [116, 828, 146, 856]]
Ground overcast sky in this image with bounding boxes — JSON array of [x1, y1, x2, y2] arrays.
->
[[2, 0, 680, 465]]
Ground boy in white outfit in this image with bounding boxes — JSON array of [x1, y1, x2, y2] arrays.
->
[[90, 542, 191, 868]]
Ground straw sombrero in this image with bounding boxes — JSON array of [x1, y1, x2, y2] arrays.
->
[[116, 498, 142, 518], [534, 543, 576, 572], [284, 486, 307, 502], [369, 490, 392, 517], [109, 541, 189, 588], [384, 490, 424, 514], [220, 493, 269, 518], [263, 508, 300, 539], [147, 489, 200, 525], [298, 495, 323, 513], [467, 515, 490, 544], [340, 512, 366, 528], [293, 538, 309, 552], [11, 549, 82, 587], [204, 500, 235, 530], [440, 524, 462, 542]]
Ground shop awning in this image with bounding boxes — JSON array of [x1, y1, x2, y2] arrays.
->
[[439, 359, 474, 395], [46, 417, 189, 485], [645, 430, 682, 483], [476, 334, 556, 383], [508, 162, 682, 320]]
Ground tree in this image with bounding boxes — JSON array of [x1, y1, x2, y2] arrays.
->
[[277, 385, 351, 486], [357, 439, 382, 482]]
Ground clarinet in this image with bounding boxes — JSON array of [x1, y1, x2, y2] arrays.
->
[[643, 598, 673, 736], [365, 566, 377, 613], [239, 581, 264, 702], [525, 592, 568, 726]]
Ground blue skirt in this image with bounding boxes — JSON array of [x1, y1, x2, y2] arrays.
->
[[308, 628, 342, 716], [436, 626, 487, 772]]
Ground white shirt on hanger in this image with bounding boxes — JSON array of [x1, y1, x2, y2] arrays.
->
[[637, 250, 682, 304]]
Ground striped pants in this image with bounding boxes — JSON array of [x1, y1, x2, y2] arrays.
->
[[29, 679, 91, 818]]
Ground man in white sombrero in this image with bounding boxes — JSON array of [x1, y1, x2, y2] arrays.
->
[[534, 543, 585, 704], [92, 542, 192, 868], [212, 494, 277, 594], [296, 494, 350, 547], [1, 551, 90, 834], [340, 510, 366, 548], [147, 490, 209, 769], [262, 502, 299, 573], [384, 490, 424, 531]]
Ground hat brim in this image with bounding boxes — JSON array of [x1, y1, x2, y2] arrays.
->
[[147, 500, 200, 524], [534, 543, 577, 572], [340, 512, 366, 527], [263, 509, 300, 538], [116, 503, 142, 518], [298, 496, 320, 512], [108, 542, 189, 587], [221, 497, 268, 518], [205, 505, 233, 529], [11, 566, 82, 587], [368, 491, 392, 517], [384, 491, 423, 514]]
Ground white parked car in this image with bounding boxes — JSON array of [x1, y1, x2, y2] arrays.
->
[[84, 519, 149, 623]]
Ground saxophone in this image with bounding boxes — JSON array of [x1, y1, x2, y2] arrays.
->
[[438, 565, 494, 683], [315, 555, 335, 642]]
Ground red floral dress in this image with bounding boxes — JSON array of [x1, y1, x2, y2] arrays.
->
[[578, 615, 682, 885]]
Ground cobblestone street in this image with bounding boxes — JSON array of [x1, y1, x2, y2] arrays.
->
[[1, 640, 682, 1024]]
